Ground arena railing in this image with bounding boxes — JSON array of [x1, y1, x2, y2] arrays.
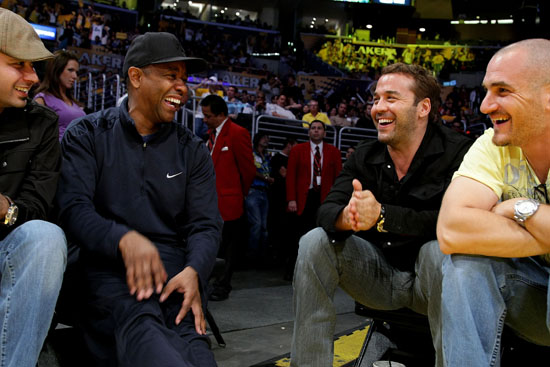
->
[[338, 126, 378, 161], [76, 73, 125, 112], [254, 114, 337, 154]]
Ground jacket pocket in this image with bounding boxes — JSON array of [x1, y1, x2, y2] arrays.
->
[[0, 149, 33, 174]]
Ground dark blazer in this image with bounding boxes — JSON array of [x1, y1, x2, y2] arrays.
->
[[211, 119, 256, 221], [286, 141, 342, 215]]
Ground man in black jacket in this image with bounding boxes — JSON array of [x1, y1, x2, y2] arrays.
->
[[290, 63, 473, 367], [57, 33, 222, 366], [0, 8, 67, 367]]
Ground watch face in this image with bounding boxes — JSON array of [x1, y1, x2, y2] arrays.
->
[[517, 200, 536, 215]]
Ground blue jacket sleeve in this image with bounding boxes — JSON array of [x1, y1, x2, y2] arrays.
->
[[56, 120, 130, 259], [180, 140, 223, 284]]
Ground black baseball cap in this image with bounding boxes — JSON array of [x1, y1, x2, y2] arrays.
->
[[122, 32, 206, 77]]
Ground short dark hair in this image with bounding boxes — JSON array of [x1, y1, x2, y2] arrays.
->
[[381, 63, 441, 123], [284, 137, 297, 147], [310, 120, 326, 130], [200, 94, 228, 116]]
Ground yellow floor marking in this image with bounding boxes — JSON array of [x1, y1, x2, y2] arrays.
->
[[272, 325, 370, 367]]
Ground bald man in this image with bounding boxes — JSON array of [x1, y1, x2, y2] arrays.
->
[[437, 39, 550, 366]]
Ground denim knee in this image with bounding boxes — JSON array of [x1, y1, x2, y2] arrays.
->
[[418, 240, 443, 261], [14, 220, 67, 275], [296, 228, 331, 266]]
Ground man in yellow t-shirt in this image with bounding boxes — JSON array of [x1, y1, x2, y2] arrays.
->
[[437, 39, 550, 366], [301, 99, 331, 128]]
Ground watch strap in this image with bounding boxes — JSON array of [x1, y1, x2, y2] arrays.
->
[[376, 205, 388, 233]]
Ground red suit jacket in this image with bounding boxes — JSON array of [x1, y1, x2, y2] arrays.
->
[[286, 142, 342, 215], [211, 119, 256, 221]]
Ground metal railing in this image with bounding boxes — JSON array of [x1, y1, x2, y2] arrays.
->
[[75, 73, 125, 112], [338, 126, 378, 160], [254, 114, 338, 152], [77, 77, 491, 156]]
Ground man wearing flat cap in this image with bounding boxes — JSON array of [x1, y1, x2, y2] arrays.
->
[[0, 8, 67, 367], [57, 32, 222, 366]]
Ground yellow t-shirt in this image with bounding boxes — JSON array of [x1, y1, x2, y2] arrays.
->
[[454, 129, 549, 201], [302, 112, 331, 128], [454, 128, 550, 261]]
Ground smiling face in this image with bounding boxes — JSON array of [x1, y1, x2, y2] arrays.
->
[[372, 73, 428, 150], [132, 61, 188, 124], [481, 48, 548, 148], [59, 59, 79, 91], [0, 52, 39, 113]]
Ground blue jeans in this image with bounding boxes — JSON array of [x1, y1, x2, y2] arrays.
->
[[290, 228, 445, 367], [0, 220, 67, 367], [441, 254, 550, 367], [245, 188, 269, 258]]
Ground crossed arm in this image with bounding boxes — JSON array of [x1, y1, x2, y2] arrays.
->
[[437, 176, 550, 257]]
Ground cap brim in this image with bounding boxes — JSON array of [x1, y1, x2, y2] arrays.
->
[[150, 56, 207, 74], [9, 44, 53, 62]]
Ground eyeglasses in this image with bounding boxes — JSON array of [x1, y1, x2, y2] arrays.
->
[[534, 184, 549, 204]]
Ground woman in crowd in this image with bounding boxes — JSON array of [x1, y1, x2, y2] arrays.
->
[[34, 50, 85, 140]]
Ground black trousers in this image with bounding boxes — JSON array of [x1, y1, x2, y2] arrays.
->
[[212, 217, 242, 292], [81, 244, 216, 367], [287, 189, 321, 274]]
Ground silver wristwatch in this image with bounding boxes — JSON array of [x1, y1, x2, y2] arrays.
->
[[513, 199, 539, 227]]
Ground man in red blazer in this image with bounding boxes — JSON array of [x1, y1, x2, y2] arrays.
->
[[201, 95, 256, 301], [285, 120, 342, 278]]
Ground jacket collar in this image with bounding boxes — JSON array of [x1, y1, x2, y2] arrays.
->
[[364, 123, 444, 166], [117, 96, 172, 143]]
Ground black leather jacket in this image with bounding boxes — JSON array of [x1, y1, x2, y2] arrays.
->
[[0, 100, 61, 239]]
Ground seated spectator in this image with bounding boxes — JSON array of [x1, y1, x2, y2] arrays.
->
[[290, 63, 473, 367], [0, 9, 67, 367], [330, 102, 352, 127], [302, 99, 331, 128], [56, 32, 221, 366], [266, 94, 296, 120], [355, 101, 376, 130], [34, 50, 85, 140], [436, 39, 550, 366], [345, 145, 355, 160]]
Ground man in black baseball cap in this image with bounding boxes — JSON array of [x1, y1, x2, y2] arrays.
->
[[57, 32, 222, 366], [0, 8, 67, 367], [122, 31, 206, 77]]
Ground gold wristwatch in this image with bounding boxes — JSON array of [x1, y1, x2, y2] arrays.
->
[[3, 195, 18, 227], [376, 205, 388, 233]]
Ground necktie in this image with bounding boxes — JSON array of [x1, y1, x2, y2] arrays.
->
[[207, 129, 216, 152], [313, 146, 321, 191]]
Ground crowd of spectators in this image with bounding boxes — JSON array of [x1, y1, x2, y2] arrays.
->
[[159, 5, 274, 31], [314, 37, 497, 77], [1, 0, 281, 78]]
